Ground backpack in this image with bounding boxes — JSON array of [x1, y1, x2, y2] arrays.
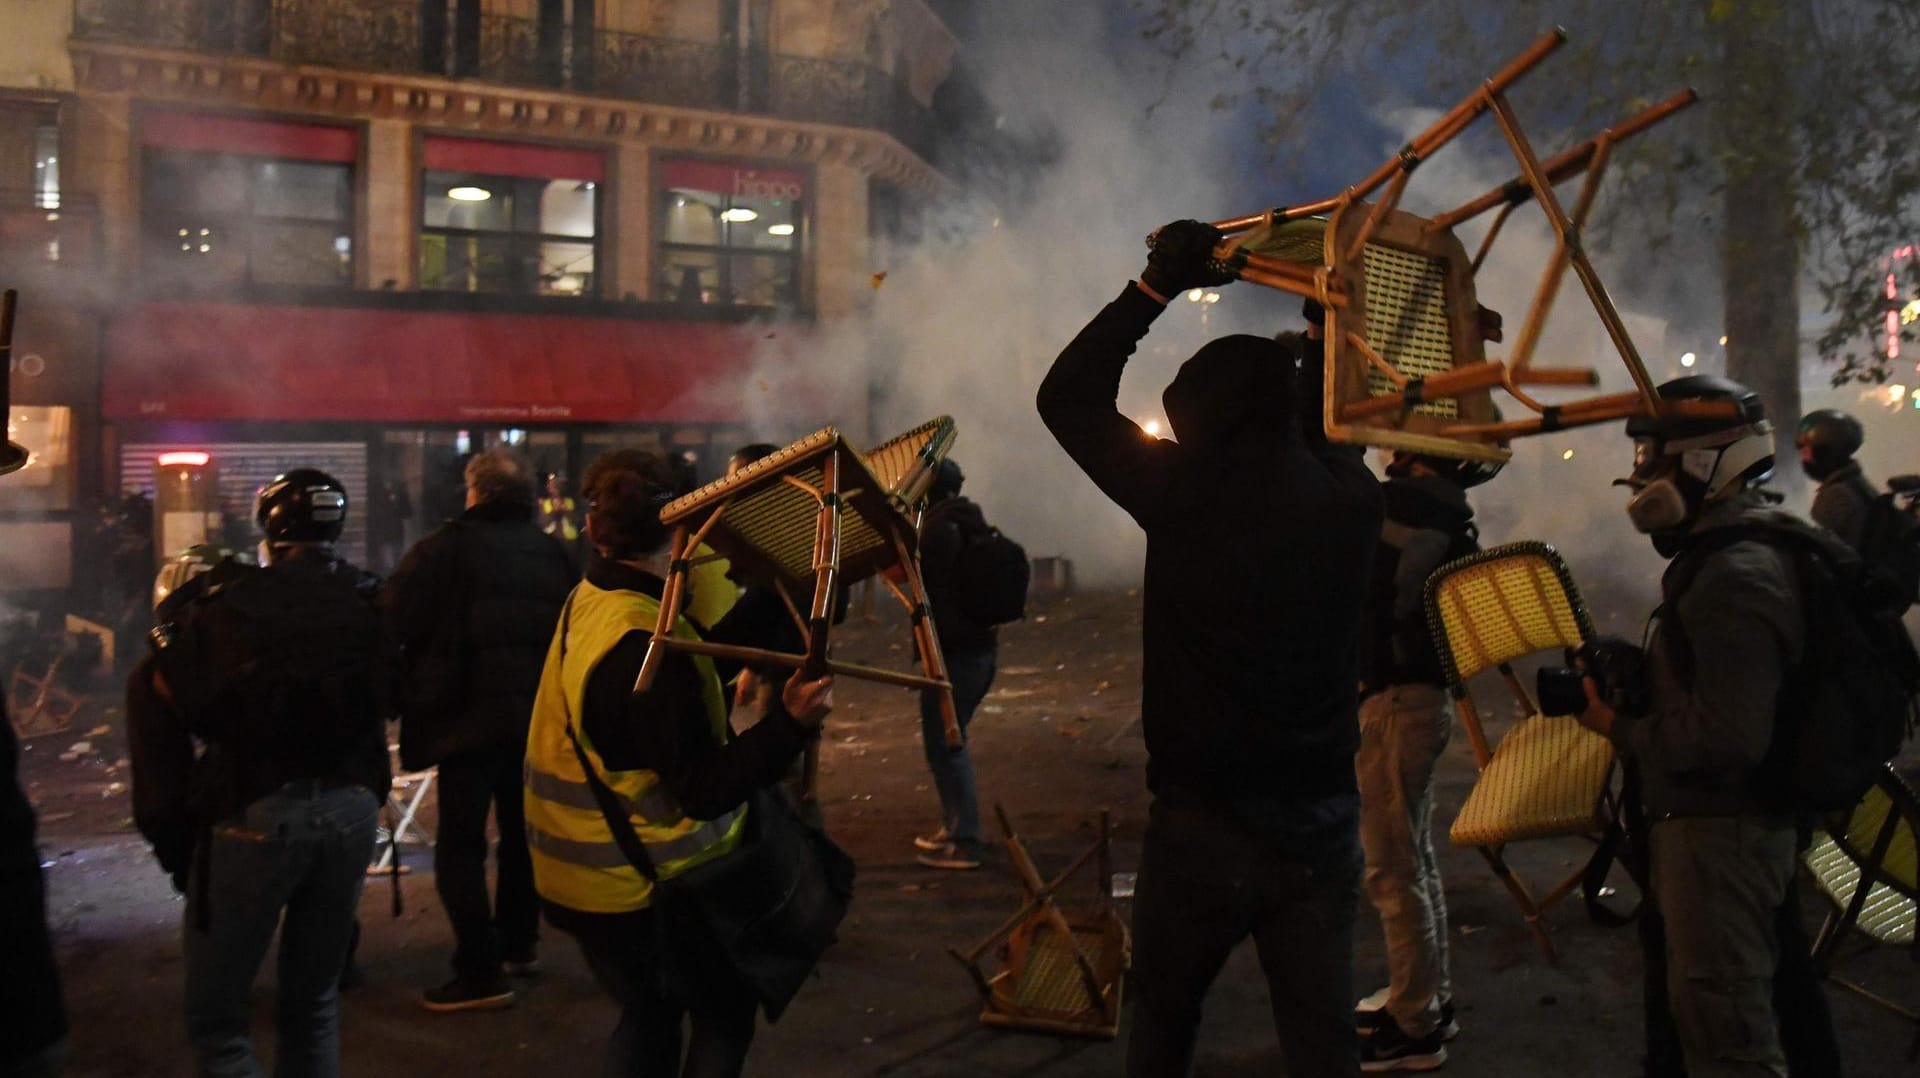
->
[[1857, 490, 1920, 610], [1664, 521, 1920, 813], [930, 500, 1030, 628]]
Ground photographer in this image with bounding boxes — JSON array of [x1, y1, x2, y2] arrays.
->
[[1575, 376, 1839, 1077], [1037, 219, 1382, 1077], [1796, 409, 1873, 550]]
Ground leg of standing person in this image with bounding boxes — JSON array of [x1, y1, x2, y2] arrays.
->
[[491, 750, 540, 971], [1771, 879, 1843, 1075], [564, 909, 687, 1078], [272, 786, 378, 1078], [916, 647, 993, 866], [1652, 817, 1795, 1078], [1253, 817, 1363, 1078], [1126, 792, 1258, 1078], [183, 793, 308, 1078], [428, 752, 512, 1004]]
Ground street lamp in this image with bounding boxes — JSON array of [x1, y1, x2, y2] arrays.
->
[[1188, 288, 1221, 335]]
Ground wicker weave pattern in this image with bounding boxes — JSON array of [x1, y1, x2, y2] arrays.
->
[[662, 427, 838, 524], [1450, 715, 1613, 846], [864, 415, 956, 510], [1426, 543, 1594, 685], [1362, 244, 1458, 419], [1805, 834, 1917, 945]]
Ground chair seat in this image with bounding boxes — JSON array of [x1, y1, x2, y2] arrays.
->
[[1805, 832, 1917, 945], [1451, 714, 1612, 848]]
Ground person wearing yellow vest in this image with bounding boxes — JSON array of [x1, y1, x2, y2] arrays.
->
[[538, 473, 580, 543], [524, 448, 833, 1077]]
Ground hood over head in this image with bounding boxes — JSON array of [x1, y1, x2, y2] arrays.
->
[[1162, 334, 1299, 454]]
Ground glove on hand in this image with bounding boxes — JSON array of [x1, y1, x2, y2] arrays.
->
[[1142, 219, 1234, 299]]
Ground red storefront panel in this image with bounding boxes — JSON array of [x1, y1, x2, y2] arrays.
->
[[141, 110, 358, 162], [102, 303, 822, 424], [423, 136, 605, 182]]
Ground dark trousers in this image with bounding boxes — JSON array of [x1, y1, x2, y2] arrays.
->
[[552, 904, 758, 1078], [435, 750, 539, 979], [1127, 790, 1362, 1078]]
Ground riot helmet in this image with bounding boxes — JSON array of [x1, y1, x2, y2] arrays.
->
[[255, 468, 348, 544], [1795, 409, 1864, 481], [929, 458, 965, 501], [1618, 375, 1774, 547]]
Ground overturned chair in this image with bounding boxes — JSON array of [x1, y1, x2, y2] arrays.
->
[[1425, 541, 1618, 961], [951, 807, 1129, 1039], [634, 417, 963, 746]]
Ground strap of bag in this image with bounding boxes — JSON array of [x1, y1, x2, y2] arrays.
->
[[553, 586, 665, 883]]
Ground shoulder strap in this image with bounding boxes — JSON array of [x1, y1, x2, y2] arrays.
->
[[554, 588, 664, 883]]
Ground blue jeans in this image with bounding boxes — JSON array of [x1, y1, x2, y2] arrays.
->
[[184, 783, 379, 1078], [918, 646, 995, 855]]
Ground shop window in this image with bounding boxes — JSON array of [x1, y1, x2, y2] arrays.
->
[[420, 172, 598, 296], [0, 406, 73, 512], [658, 159, 803, 308], [142, 150, 353, 289]]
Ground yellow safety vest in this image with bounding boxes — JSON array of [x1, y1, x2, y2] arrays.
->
[[684, 542, 742, 631], [539, 496, 580, 542], [523, 581, 745, 913]]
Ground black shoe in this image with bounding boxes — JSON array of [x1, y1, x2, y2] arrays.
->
[[1359, 1018, 1448, 1072], [1357, 998, 1459, 1041], [421, 976, 516, 1013]]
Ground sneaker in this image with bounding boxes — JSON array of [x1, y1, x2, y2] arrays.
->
[[912, 828, 951, 853], [1356, 991, 1459, 1042], [915, 842, 982, 870], [421, 976, 516, 1012], [1359, 1017, 1448, 1072]]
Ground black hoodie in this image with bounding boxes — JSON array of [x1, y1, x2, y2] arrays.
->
[[1358, 472, 1477, 694], [1037, 283, 1383, 805]]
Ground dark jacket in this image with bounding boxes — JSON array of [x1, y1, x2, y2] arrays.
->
[[1358, 473, 1477, 695], [1036, 283, 1383, 806], [1811, 459, 1877, 552], [1609, 494, 1806, 820], [1, 703, 68, 1065], [385, 499, 577, 769], [920, 495, 998, 653]]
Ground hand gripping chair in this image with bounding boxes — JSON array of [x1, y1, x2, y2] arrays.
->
[[1803, 763, 1920, 1059], [950, 806, 1129, 1039], [1178, 28, 1738, 464], [1424, 541, 1617, 961], [633, 418, 964, 747]]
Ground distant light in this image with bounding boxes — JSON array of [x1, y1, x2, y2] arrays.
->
[[1142, 419, 1162, 437], [333, 236, 350, 254], [157, 451, 211, 468], [1186, 289, 1205, 302], [179, 243, 191, 252], [177, 228, 188, 237], [720, 207, 758, 223], [1562, 449, 1575, 461], [1718, 335, 1728, 346], [767, 223, 795, 237], [45, 212, 57, 222], [582, 182, 595, 191], [198, 243, 211, 253], [448, 186, 492, 202], [1891, 384, 1908, 403], [1902, 299, 1920, 326], [1680, 352, 1697, 367], [1203, 292, 1220, 304], [198, 228, 209, 237]]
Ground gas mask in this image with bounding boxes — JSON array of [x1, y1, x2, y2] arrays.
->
[[1618, 420, 1775, 550]]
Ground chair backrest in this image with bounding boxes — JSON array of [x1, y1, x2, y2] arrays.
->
[[1425, 541, 1595, 686], [863, 416, 956, 511], [1832, 764, 1920, 903]]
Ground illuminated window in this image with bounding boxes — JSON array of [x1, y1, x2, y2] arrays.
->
[[658, 159, 804, 308], [0, 406, 73, 512], [420, 172, 597, 296]]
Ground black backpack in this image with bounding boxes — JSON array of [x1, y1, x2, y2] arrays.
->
[[1857, 490, 1920, 610], [1665, 521, 1920, 813], [930, 500, 1030, 628]]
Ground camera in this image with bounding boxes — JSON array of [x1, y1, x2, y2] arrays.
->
[[1534, 636, 1650, 719]]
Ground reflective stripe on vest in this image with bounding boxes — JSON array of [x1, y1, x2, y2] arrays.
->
[[522, 580, 743, 914]]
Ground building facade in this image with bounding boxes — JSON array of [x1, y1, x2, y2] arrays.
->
[[1, 0, 958, 604]]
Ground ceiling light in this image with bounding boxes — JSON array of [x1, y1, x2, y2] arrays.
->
[[448, 186, 492, 202], [720, 207, 759, 223], [1680, 352, 1697, 367], [767, 223, 795, 237]]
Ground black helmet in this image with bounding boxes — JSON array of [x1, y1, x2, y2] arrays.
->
[[1795, 408, 1863, 481], [255, 468, 348, 544], [1619, 376, 1774, 546], [929, 458, 964, 500]]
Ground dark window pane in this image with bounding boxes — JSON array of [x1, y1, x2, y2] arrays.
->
[[140, 149, 353, 289], [250, 219, 351, 285], [252, 160, 349, 221], [726, 252, 794, 306]]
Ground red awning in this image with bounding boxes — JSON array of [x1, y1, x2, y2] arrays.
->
[[103, 302, 829, 425]]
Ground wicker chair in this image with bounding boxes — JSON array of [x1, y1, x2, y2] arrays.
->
[[1803, 763, 1920, 1058], [633, 418, 964, 745], [1424, 540, 1617, 960]]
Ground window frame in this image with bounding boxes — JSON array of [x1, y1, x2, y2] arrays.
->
[[416, 170, 602, 298], [655, 156, 808, 310], [138, 148, 357, 293]]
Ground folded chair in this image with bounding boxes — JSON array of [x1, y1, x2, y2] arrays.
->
[[635, 418, 963, 746], [950, 807, 1129, 1039], [9, 648, 86, 740], [1803, 763, 1920, 1059], [1180, 28, 1737, 463], [1424, 540, 1616, 961]]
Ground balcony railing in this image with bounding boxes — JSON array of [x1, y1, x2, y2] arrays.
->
[[73, 0, 937, 158]]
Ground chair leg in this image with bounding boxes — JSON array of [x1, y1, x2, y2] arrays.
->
[[887, 527, 958, 747], [801, 453, 842, 677], [1478, 845, 1558, 962], [634, 524, 693, 693]]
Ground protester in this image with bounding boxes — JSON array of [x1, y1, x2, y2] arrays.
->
[[2, 700, 68, 1078], [1797, 408, 1873, 549], [911, 458, 1005, 871], [129, 469, 389, 1077], [385, 448, 576, 1011], [1353, 447, 1494, 1072], [1577, 376, 1841, 1077], [539, 473, 580, 545], [1037, 218, 1384, 1077], [523, 448, 834, 1078]]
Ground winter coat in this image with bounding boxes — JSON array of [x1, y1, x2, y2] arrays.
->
[[1358, 473, 1477, 695], [1037, 283, 1383, 807], [385, 499, 577, 769], [0, 706, 68, 1065], [1811, 459, 1877, 552], [920, 495, 999, 654]]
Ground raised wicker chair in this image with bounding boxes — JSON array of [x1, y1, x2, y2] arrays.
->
[[1424, 540, 1617, 961], [633, 418, 963, 745], [950, 807, 1129, 1039], [1804, 762, 1920, 1059]]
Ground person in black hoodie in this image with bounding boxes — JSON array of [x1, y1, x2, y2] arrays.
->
[[2, 701, 68, 1077], [1037, 219, 1383, 1078], [1352, 451, 1492, 1073], [384, 448, 577, 1011]]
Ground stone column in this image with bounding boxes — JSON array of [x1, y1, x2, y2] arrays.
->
[[363, 117, 414, 290], [611, 140, 650, 301], [810, 160, 868, 319]]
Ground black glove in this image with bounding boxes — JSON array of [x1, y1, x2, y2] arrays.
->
[[1142, 219, 1234, 298], [1576, 635, 1651, 718]]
